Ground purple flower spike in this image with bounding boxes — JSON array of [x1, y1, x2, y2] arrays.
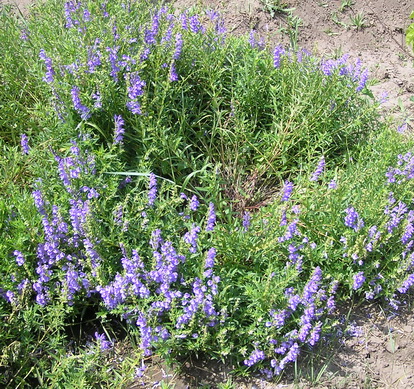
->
[[113, 114, 125, 145], [173, 33, 183, 60], [126, 72, 145, 114], [244, 349, 266, 367], [39, 49, 55, 83], [20, 133, 30, 154], [310, 156, 325, 182], [148, 173, 157, 207], [273, 45, 285, 68], [183, 224, 201, 253], [344, 206, 364, 231], [352, 271, 365, 290], [205, 247, 216, 269], [13, 250, 25, 266], [356, 68, 369, 92], [95, 332, 112, 351], [189, 195, 199, 211], [281, 181, 294, 202], [106, 46, 120, 82], [127, 72, 146, 100], [169, 63, 178, 82], [71, 86, 91, 120], [189, 15, 203, 34], [206, 203, 216, 232], [242, 211, 251, 231]]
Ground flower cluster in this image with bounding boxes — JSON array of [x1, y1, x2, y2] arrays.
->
[[244, 267, 337, 377], [310, 156, 325, 182], [344, 206, 364, 232]]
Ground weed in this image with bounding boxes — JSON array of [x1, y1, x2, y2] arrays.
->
[[217, 378, 236, 389], [340, 0, 355, 13], [331, 11, 349, 29], [350, 13, 367, 30], [285, 12, 303, 51], [260, 0, 289, 18]]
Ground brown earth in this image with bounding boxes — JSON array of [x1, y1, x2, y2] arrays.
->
[[7, 0, 414, 387]]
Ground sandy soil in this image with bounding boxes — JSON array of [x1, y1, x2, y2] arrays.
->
[[7, 0, 414, 387]]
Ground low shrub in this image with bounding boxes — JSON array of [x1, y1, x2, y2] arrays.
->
[[2, 0, 414, 387]]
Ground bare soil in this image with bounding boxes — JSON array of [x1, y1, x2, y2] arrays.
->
[[8, 0, 414, 387]]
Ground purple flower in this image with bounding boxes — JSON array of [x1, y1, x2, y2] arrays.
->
[[397, 122, 408, 134], [135, 360, 147, 378], [161, 21, 174, 44], [279, 343, 300, 369], [310, 156, 325, 181], [126, 72, 145, 114], [173, 33, 183, 60], [169, 63, 178, 82], [189, 195, 199, 211], [64, 1, 80, 28], [20, 28, 29, 41], [273, 45, 285, 68], [150, 229, 163, 250], [266, 309, 287, 328], [4, 290, 16, 304], [402, 222, 414, 245], [95, 332, 112, 351], [242, 211, 251, 231], [126, 101, 142, 114], [352, 271, 365, 290], [386, 201, 407, 233], [248, 30, 264, 49], [244, 349, 266, 367], [183, 224, 201, 253], [113, 114, 125, 145], [308, 322, 322, 346], [140, 47, 151, 62], [148, 173, 157, 207], [106, 46, 120, 82], [13, 250, 25, 266], [87, 47, 101, 73], [32, 189, 46, 216], [127, 72, 146, 100], [344, 206, 364, 231], [288, 293, 301, 311], [71, 86, 91, 120], [189, 15, 203, 34], [302, 267, 322, 303], [281, 181, 294, 202], [328, 180, 337, 189], [356, 68, 369, 92], [278, 219, 300, 242], [91, 90, 102, 109], [205, 247, 216, 269], [326, 295, 336, 312], [298, 322, 312, 342], [83, 8, 91, 22], [20, 133, 30, 154], [205, 203, 216, 232], [397, 273, 414, 294], [39, 49, 55, 83]]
